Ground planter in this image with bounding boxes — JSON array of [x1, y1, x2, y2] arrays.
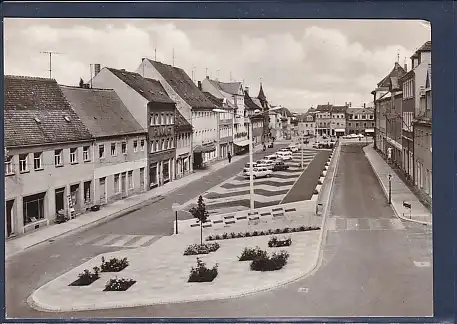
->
[[103, 278, 136, 291]]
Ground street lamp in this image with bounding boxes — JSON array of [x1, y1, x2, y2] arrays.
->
[[388, 174, 392, 205], [213, 105, 283, 214], [172, 203, 180, 234]]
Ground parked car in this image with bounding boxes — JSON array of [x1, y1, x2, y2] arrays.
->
[[256, 159, 275, 170], [264, 154, 279, 162], [276, 151, 293, 160], [243, 162, 257, 173], [273, 161, 289, 171], [288, 145, 299, 153], [243, 167, 272, 179]]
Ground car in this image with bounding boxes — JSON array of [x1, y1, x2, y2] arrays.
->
[[264, 154, 279, 162], [273, 161, 289, 171], [243, 167, 272, 179], [276, 151, 293, 160], [256, 159, 275, 170], [288, 145, 299, 153], [243, 162, 257, 173], [278, 148, 290, 152]]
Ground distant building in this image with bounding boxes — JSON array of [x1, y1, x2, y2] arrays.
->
[[315, 104, 332, 136], [345, 105, 375, 135], [331, 105, 348, 137], [4, 76, 93, 237], [298, 111, 316, 136], [244, 87, 265, 146], [60, 85, 148, 204], [174, 109, 193, 178], [400, 69, 415, 181]]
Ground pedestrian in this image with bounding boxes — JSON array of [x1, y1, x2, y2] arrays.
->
[[227, 152, 232, 163]]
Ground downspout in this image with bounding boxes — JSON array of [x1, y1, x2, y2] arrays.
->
[[92, 139, 96, 205], [371, 90, 377, 150]]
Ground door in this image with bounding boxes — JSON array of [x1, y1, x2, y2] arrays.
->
[[55, 188, 65, 213], [99, 177, 106, 204], [140, 168, 145, 190], [121, 172, 127, 196], [6, 200, 14, 237]]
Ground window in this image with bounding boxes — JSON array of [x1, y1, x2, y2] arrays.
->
[[150, 116, 154, 126], [355, 123, 359, 127], [5, 155, 14, 175], [353, 115, 358, 120], [84, 181, 91, 203], [55, 149, 63, 166], [83, 146, 90, 162], [128, 170, 134, 189], [19, 154, 28, 173], [99, 144, 105, 159], [133, 140, 138, 152], [70, 148, 78, 164], [122, 141, 127, 154], [162, 139, 166, 150], [114, 174, 120, 193], [34, 152, 43, 170], [155, 140, 159, 152], [150, 142, 155, 153], [111, 143, 117, 156], [161, 113, 165, 125], [170, 114, 174, 124], [140, 139, 145, 151], [364, 123, 367, 127]]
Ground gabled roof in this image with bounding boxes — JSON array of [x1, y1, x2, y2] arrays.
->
[[175, 108, 193, 132], [60, 85, 145, 138], [331, 105, 348, 113], [244, 91, 263, 111], [316, 104, 332, 112], [208, 79, 243, 96], [377, 62, 406, 88], [411, 41, 431, 58], [251, 97, 263, 108], [107, 68, 175, 104], [346, 107, 374, 115], [146, 59, 216, 110], [4, 75, 92, 147], [400, 69, 415, 81]]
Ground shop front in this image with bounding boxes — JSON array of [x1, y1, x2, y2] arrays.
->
[[233, 139, 250, 155], [193, 142, 217, 168], [149, 150, 175, 188], [334, 128, 345, 138]]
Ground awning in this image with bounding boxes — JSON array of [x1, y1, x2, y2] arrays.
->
[[335, 129, 345, 132], [193, 143, 216, 154], [365, 129, 374, 133], [234, 139, 251, 147]]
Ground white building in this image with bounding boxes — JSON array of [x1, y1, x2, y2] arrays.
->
[[136, 59, 218, 167]]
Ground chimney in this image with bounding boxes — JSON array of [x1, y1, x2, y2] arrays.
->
[[206, 76, 209, 79], [349, 102, 352, 107], [404, 63, 408, 72], [198, 81, 202, 90], [245, 86, 249, 95], [364, 103, 366, 108], [94, 64, 101, 76]]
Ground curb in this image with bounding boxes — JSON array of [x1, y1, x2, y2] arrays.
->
[[363, 146, 431, 227], [6, 195, 165, 260]]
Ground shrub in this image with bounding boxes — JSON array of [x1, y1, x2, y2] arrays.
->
[[230, 232, 236, 238], [206, 235, 213, 241], [291, 227, 297, 233], [101, 257, 129, 272], [245, 232, 251, 237], [215, 234, 221, 240], [282, 228, 290, 234], [104, 277, 136, 291], [222, 233, 229, 239], [313, 189, 319, 195], [318, 180, 323, 185], [188, 257, 218, 282], [267, 229, 274, 235], [250, 250, 290, 271], [298, 225, 306, 231], [236, 233, 243, 238], [253, 231, 259, 236], [183, 242, 220, 256], [268, 236, 292, 248], [274, 228, 281, 234], [260, 230, 266, 236], [70, 267, 100, 286], [239, 246, 268, 261]]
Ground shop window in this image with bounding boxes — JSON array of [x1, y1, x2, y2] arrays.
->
[[84, 181, 91, 203], [114, 174, 120, 193], [23, 192, 46, 225], [128, 171, 134, 189]]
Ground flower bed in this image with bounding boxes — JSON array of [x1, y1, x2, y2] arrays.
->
[[183, 242, 220, 256], [268, 236, 292, 248], [250, 250, 290, 271], [238, 246, 268, 261], [188, 257, 218, 282], [206, 226, 320, 241], [69, 267, 100, 286], [100, 256, 129, 272], [103, 278, 136, 291]]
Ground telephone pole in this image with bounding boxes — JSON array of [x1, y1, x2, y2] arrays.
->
[[40, 51, 63, 79]]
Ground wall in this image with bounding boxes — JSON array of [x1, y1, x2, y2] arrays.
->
[[5, 141, 94, 234], [91, 68, 148, 130], [413, 51, 431, 115], [414, 123, 432, 202]]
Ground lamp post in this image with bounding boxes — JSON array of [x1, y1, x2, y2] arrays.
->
[[388, 174, 392, 205], [301, 130, 304, 168], [172, 203, 180, 234]]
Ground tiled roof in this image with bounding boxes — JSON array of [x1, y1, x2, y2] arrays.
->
[[203, 91, 223, 107], [400, 69, 415, 81], [251, 97, 263, 108], [346, 107, 374, 115], [244, 91, 263, 110], [258, 84, 266, 101], [331, 105, 348, 113], [209, 79, 242, 95], [107, 68, 175, 104], [60, 85, 145, 138], [411, 41, 431, 58], [377, 62, 406, 88], [175, 109, 193, 132], [146, 59, 216, 110], [4, 75, 92, 147], [316, 104, 332, 112]]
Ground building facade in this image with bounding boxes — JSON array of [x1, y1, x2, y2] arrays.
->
[[330, 105, 348, 137], [257, 84, 271, 143], [315, 104, 332, 136], [136, 59, 217, 168], [60, 85, 148, 204], [174, 110, 193, 178], [4, 76, 93, 237], [298, 112, 316, 136], [346, 106, 375, 135], [244, 87, 264, 145], [400, 69, 415, 181]]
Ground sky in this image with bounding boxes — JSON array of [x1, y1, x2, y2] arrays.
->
[[4, 19, 430, 113]]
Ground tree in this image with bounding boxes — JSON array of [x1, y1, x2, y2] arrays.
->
[[189, 195, 209, 245], [79, 78, 84, 88]]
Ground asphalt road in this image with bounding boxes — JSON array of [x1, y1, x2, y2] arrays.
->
[[5, 144, 288, 319], [7, 143, 433, 318]]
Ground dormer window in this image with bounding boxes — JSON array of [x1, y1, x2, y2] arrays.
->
[[34, 117, 41, 123], [64, 116, 71, 122]]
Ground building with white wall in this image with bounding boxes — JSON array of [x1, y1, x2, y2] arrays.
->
[[135, 59, 217, 168], [60, 85, 148, 204]]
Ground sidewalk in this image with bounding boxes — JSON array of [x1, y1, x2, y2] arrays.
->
[[5, 149, 261, 260], [363, 144, 432, 226]]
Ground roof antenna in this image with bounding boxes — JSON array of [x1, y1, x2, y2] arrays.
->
[[205, 67, 208, 78], [172, 48, 175, 67], [40, 51, 63, 79], [396, 49, 400, 63], [154, 36, 157, 61]]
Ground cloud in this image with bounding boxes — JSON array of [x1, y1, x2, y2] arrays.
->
[[4, 18, 430, 112]]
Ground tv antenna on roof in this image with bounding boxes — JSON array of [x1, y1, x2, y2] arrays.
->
[[40, 51, 64, 79]]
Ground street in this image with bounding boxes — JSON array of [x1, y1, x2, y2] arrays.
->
[[7, 142, 432, 318]]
